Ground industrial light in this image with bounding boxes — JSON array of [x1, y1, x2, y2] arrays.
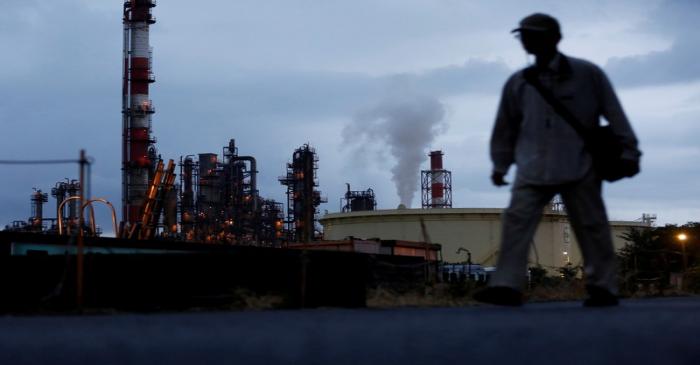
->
[[678, 233, 688, 241]]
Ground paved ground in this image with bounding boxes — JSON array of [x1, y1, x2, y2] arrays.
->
[[1, 297, 699, 365]]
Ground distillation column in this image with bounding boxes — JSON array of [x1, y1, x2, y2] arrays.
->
[[122, 0, 156, 226]]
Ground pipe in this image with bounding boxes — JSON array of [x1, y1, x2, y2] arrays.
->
[[58, 197, 117, 238], [83, 198, 119, 239], [138, 159, 164, 239], [234, 156, 258, 210], [57, 196, 81, 235], [143, 159, 175, 239]]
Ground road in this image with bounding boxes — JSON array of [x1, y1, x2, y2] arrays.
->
[[1, 297, 699, 365]]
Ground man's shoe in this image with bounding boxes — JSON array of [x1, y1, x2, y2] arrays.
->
[[473, 286, 523, 306], [583, 285, 619, 307]]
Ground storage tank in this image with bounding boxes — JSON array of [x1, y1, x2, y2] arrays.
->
[[320, 208, 650, 271]]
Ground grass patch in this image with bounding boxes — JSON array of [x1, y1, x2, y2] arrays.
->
[[367, 279, 591, 308]]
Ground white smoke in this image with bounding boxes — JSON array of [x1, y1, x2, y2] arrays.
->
[[343, 94, 447, 207]]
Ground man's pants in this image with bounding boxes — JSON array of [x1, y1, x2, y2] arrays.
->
[[489, 171, 618, 294]]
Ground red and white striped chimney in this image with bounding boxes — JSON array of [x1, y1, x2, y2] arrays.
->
[[429, 151, 444, 207], [122, 0, 156, 226]]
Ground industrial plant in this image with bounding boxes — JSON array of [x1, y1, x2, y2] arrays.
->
[[1, 0, 441, 267], [2, 0, 650, 278]]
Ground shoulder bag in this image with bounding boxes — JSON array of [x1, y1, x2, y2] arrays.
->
[[522, 67, 632, 182]]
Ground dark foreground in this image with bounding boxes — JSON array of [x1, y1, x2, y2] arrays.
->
[[2, 297, 699, 365]]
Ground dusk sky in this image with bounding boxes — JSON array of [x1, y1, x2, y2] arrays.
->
[[1, 0, 698, 231]]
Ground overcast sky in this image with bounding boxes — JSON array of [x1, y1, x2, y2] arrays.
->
[[1, 0, 698, 230]]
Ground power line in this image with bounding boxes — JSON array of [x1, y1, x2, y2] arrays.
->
[[0, 159, 80, 165]]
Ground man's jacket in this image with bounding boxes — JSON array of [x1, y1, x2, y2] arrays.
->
[[490, 53, 641, 185]]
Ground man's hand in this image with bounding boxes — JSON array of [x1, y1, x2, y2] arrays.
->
[[491, 171, 509, 186]]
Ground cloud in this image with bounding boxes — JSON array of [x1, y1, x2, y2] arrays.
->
[[605, 0, 700, 86], [606, 35, 700, 86], [154, 53, 511, 122], [1, 0, 699, 228], [394, 60, 511, 97]]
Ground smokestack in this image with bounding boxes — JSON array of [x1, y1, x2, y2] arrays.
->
[[421, 150, 452, 209], [429, 151, 444, 206], [122, 0, 157, 226]]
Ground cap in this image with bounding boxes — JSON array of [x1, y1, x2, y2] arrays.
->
[[511, 13, 561, 35]]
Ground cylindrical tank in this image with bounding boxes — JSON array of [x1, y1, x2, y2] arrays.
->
[[51, 182, 68, 220], [320, 208, 650, 269], [66, 181, 80, 220], [30, 190, 48, 229]]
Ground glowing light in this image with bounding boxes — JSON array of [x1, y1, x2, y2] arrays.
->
[[678, 233, 688, 241]]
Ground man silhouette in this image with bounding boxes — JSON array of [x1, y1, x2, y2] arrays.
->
[[474, 13, 641, 306]]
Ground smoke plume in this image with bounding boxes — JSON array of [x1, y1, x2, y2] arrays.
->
[[343, 94, 447, 207]]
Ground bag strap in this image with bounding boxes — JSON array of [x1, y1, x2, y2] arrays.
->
[[522, 67, 591, 141]]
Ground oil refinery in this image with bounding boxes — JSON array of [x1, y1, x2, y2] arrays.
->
[[1, 0, 440, 263], [1, 1, 651, 300], [6, 1, 301, 245]]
